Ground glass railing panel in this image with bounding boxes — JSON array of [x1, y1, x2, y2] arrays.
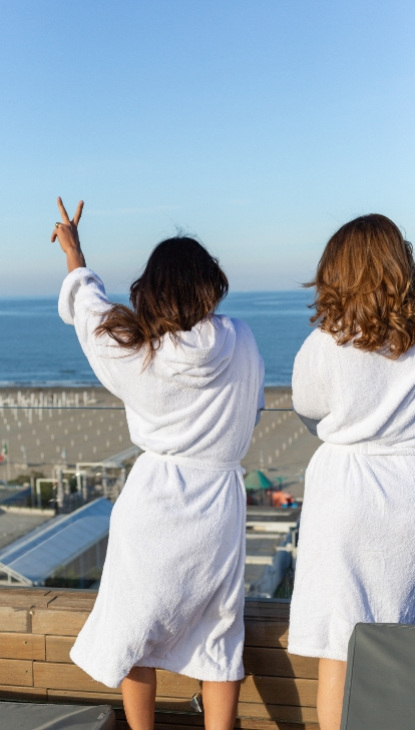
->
[[0, 387, 321, 596]]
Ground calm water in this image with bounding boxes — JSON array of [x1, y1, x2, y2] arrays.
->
[[0, 291, 313, 387]]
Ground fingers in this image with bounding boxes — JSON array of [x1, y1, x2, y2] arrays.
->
[[51, 220, 61, 242], [73, 200, 84, 226], [53, 198, 84, 245], [57, 196, 71, 224]]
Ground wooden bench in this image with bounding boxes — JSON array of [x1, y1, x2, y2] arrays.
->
[[0, 588, 319, 729]]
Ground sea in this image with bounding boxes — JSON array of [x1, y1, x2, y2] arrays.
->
[[0, 291, 314, 387]]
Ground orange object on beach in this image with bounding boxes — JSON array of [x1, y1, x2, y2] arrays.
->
[[271, 490, 292, 508]]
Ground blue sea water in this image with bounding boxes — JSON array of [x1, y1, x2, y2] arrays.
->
[[0, 291, 313, 387]]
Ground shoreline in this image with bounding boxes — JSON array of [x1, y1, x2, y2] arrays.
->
[[0, 385, 293, 406], [0, 382, 293, 390]]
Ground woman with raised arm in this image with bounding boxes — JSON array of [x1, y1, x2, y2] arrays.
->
[[52, 198, 264, 730], [288, 213, 415, 730]]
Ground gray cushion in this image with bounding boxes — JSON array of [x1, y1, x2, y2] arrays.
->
[[0, 702, 116, 729], [341, 623, 415, 730]]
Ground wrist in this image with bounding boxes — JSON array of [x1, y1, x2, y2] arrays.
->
[[66, 248, 86, 272]]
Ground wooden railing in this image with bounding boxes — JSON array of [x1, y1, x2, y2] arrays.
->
[[0, 588, 319, 729]]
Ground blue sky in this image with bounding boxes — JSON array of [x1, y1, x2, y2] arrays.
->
[[1, 0, 414, 295]]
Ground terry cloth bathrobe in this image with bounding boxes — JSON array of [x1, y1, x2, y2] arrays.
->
[[58, 268, 264, 688], [288, 328, 415, 662]]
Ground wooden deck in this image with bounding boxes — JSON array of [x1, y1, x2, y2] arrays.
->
[[0, 589, 319, 729]]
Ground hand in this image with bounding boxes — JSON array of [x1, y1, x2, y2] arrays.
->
[[52, 197, 86, 271]]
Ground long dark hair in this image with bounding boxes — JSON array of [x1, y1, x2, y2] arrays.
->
[[307, 214, 415, 358], [96, 236, 229, 357]]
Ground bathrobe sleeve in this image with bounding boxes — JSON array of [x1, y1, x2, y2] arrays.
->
[[58, 267, 131, 398], [292, 328, 330, 436]]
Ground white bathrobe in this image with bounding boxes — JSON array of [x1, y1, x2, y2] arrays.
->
[[58, 268, 264, 687], [288, 327, 415, 661]]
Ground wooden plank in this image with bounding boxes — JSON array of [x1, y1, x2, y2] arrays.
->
[[234, 723, 318, 730], [239, 675, 316, 707], [0, 658, 33, 687], [48, 593, 96, 611], [0, 589, 53, 608], [0, 607, 30, 632], [156, 670, 200, 697], [244, 618, 289, 648], [243, 647, 318, 679], [0, 684, 47, 701], [153, 696, 318, 723], [244, 600, 290, 619], [0, 591, 286, 614], [155, 724, 312, 730], [153, 714, 318, 730], [145, 671, 317, 709], [31, 609, 89, 636], [237, 700, 318, 723], [49, 590, 97, 600], [155, 696, 202, 714], [33, 662, 122, 695], [48, 688, 123, 704], [154, 715, 203, 730], [46, 635, 75, 663], [237, 724, 318, 730], [0, 632, 45, 660]]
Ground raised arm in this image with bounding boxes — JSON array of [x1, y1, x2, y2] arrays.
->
[[51, 197, 86, 272]]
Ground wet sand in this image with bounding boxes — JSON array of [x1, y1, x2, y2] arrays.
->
[[0, 386, 321, 498]]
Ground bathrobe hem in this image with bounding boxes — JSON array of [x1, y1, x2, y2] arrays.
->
[[70, 649, 245, 687]]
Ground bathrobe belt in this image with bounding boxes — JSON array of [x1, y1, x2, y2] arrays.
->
[[141, 449, 245, 473], [324, 441, 415, 456]]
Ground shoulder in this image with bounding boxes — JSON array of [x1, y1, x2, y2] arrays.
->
[[297, 327, 335, 355], [213, 314, 255, 340], [60, 267, 106, 295], [58, 267, 109, 325], [211, 315, 263, 369], [213, 315, 261, 355], [294, 327, 337, 378]]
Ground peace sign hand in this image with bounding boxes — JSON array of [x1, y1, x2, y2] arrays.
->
[[52, 197, 86, 272]]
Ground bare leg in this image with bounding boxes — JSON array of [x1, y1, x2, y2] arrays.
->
[[317, 658, 347, 730], [202, 680, 241, 730], [121, 666, 156, 730]]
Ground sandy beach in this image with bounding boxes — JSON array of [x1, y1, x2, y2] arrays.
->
[[0, 386, 321, 498]]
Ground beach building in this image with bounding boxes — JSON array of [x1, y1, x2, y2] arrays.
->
[[0, 498, 112, 587], [245, 505, 298, 597]]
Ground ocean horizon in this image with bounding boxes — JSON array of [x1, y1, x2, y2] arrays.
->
[[0, 290, 314, 387]]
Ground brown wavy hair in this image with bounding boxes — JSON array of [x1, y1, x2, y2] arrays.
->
[[95, 236, 229, 358], [307, 214, 415, 358]]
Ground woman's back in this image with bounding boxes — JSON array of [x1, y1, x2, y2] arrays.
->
[[293, 327, 415, 447], [59, 270, 264, 461]]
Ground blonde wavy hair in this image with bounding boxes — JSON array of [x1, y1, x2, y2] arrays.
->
[[307, 214, 415, 358]]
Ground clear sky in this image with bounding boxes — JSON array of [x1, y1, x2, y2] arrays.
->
[[1, 0, 414, 296]]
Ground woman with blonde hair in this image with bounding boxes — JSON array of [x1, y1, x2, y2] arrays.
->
[[288, 214, 415, 730], [52, 198, 264, 730]]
